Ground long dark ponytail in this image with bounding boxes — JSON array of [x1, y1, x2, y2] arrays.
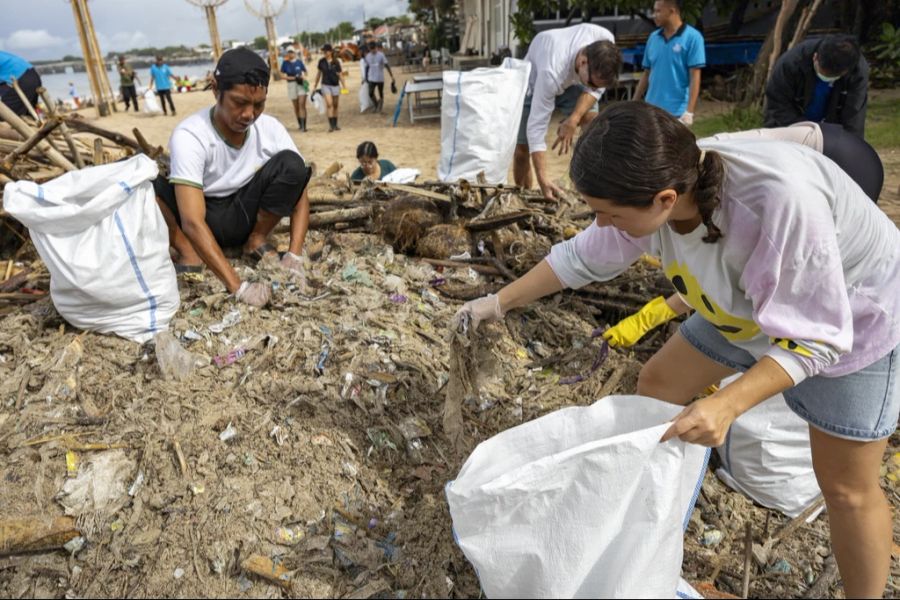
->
[[570, 102, 725, 243]]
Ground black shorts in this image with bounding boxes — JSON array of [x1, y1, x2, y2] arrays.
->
[[819, 122, 884, 202], [153, 150, 310, 247], [0, 68, 41, 117]]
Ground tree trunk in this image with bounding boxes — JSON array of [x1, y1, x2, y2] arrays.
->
[[740, 0, 802, 108]]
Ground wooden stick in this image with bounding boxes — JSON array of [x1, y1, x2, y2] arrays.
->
[[92, 137, 105, 165], [2, 260, 12, 281], [37, 87, 85, 169], [0, 99, 76, 172], [741, 522, 752, 599], [0, 268, 32, 293], [379, 182, 452, 204], [172, 439, 188, 478], [2, 118, 61, 167], [0, 516, 80, 556], [132, 127, 162, 159], [241, 554, 292, 590], [309, 206, 372, 227], [66, 117, 141, 152], [10, 77, 41, 123], [421, 258, 501, 275]]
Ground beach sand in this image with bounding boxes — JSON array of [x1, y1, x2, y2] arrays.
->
[[73, 59, 580, 186]]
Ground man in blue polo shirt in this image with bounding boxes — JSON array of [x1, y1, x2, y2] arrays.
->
[[634, 0, 705, 125]]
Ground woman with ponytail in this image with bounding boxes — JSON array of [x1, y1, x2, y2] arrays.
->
[[454, 101, 900, 598]]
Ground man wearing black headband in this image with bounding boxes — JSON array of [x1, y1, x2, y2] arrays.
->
[[152, 47, 312, 307]]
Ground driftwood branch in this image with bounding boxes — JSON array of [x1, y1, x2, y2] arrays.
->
[[309, 206, 372, 228], [2, 118, 61, 167], [0, 98, 76, 172]]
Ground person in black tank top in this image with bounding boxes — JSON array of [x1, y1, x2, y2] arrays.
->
[[313, 44, 347, 132]]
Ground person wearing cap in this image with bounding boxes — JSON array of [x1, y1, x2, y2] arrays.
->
[[149, 55, 178, 116], [363, 41, 395, 113], [280, 47, 308, 131], [117, 55, 141, 112], [0, 51, 42, 118], [313, 44, 348, 132], [764, 34, 869, 138], [152, 47, 312, 308], [633, 0, 706, 125], [513, 24, 621, 201]]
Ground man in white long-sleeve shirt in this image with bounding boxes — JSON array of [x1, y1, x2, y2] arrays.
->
[[513, 24, 621, 200]]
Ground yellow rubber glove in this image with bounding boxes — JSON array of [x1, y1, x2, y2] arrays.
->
[[602, 295, 678, 348]]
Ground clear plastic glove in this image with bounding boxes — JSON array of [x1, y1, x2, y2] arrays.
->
[[602, 295, 678, 348], [235, 281, 271, 307], [451, 294, 504, 332], [279, 251, 304, 274], [679, 111, 694, 126]]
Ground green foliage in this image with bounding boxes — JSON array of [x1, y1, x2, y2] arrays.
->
[[367, 17, 386, 29], [253, 36, 269, 50], [868, 22, 900, 88], [690, 106, 763, 138], [865, 95, 900, 148]]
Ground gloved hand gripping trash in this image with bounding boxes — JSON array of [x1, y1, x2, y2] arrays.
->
[[450, 294, 505, 332], [235, 281, 271, 307]]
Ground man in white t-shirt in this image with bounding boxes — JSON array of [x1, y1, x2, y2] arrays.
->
[[152, 47, 311, 307], [514, 24, 621, 201]]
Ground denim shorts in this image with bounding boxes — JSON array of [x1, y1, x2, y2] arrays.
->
[[321, 84, 341, 97], [680, 313, 900, 441], [516, 85, 599, 146]]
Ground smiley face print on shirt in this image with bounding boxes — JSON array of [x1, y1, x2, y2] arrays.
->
[[664, 261, 760, 342]]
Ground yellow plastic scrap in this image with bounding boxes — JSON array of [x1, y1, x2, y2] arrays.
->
[[515, 348, 529, 360], [65, 450, 78, 477]]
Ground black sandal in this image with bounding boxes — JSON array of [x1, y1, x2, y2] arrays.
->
[[243, 242, 278, 264]]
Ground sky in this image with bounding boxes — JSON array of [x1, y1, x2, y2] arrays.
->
[[0, 0, 410, 62]]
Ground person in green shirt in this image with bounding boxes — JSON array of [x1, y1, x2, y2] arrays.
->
[[117, 55, 141, 112], [350, 141, 397, 181]]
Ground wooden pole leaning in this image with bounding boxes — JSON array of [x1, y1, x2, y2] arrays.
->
[[37, 87, 85, 169]]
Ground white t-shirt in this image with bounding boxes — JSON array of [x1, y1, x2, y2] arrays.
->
[[168, 107, 301, 198], [547, 138, 900, 383], [364, 51, 388, 83], [523, 23, 615, 152]]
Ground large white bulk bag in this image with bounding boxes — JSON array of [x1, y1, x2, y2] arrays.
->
[[438, 58, 531, 185], [446, 395, 709, 598], [715, 376, 821, 518], [3, 154, 179, 343]]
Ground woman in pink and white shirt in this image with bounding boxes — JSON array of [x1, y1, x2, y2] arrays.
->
[[455, 102, 900, 597]]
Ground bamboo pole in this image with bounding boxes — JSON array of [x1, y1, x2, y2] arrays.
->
[[2, 118, 62, 168], [80, 0, 118, 113], [9, 77, 41, 123], [0, 98, 76, 171], [70, 0, 106, 117], [38, 87, 85, 168], [206, 5, 223, 61], [265, 17, 280, 80]]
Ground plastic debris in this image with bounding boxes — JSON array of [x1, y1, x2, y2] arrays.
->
[[700, 529, 724, 547], [63, 536, 85, 555], [156, 330, 208, 381], [213, 347, 247, 368], [274, 526, 305, 545], [182, 330, 204, 342], [208, 309, 241, 334], [389, 293, 408, 304], [65, 450, 78, 478], [128, 471, 145, 497], [767, 558, 792, 574], [219, 423, 238, 443], [173, 567, 184, 579], [314, 342, 330, 376]]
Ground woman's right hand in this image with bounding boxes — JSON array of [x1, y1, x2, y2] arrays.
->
[[451, 294, 504, 332]]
